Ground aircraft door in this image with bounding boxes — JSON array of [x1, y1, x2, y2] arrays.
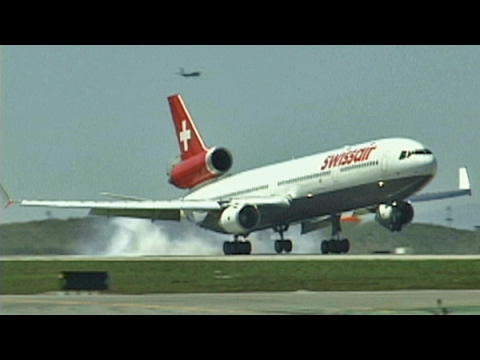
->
[[382, 150, 390, 172], [332, 166, 341, 185]]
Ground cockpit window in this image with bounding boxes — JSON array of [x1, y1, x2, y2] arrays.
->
[[399, 149, 432, 160]]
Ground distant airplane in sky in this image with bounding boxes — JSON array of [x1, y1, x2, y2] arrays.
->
[[5, 94, 472, 255], [177, 68, 201, 78]]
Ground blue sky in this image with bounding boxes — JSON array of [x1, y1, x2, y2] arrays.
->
[[1, 45, 479, 229]]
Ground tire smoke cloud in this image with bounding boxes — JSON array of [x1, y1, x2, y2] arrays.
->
[[79, 218, 323, 256]]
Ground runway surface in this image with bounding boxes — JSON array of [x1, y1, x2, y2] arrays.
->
[[3, 254, 480, 314], [3, 254, 480, 261], [3, 290, 480, 314]]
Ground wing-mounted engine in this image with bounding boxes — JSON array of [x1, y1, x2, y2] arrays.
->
[[168, 147, 233, 189], [218, 203, 261, 234], [375, 201, 414, 232]]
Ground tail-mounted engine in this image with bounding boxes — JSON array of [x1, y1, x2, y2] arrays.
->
[[168, 147, 233, 189], [375, 201, 414, 232], [219, 203, 261, 234]]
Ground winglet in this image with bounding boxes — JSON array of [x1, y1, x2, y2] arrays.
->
[[0, 184, 16, 208], [459, 167, 471, 193]]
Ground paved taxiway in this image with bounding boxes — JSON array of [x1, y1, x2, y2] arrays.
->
[[3, 290, 480, 314]]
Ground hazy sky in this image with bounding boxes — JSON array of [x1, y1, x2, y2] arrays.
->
[[1, 45, 479, 229]]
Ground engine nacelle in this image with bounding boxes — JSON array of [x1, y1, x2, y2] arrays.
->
[[219, 204, 261, 234], [375, 201, 414, 232], [168, 147, 232, 189]]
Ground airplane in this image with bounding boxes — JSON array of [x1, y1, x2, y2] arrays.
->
[[5, 94, 472, 255], [177, 68, 201, 78]]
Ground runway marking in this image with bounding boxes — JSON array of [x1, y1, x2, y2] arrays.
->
[[1, 297, 255, 314]]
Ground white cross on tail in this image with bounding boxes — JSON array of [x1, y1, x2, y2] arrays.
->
[[179, 120, 191, 152]]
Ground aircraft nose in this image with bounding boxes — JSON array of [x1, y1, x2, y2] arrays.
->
[[426, 153, 438, 176], [414, 149, 437, 176]]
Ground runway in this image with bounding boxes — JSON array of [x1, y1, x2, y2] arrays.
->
[[3, 290, 480, 315], [3, 254, 480, 314], [3, 254, 480, 261]]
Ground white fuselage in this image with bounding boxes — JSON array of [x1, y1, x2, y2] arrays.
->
[[184, 137, 437, 233]]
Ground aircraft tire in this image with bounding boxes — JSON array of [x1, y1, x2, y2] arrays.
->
[[283, 239, 293, 253], [340, 239, 350, 253], [274, 239, 293, 254], [274, 240, 283, 254], [321, 239, 350, 254], [321, 240, 329, 254], [223, 241, 232, 255], [331, 240, 341, 253], [224, 241, 252, 255], [241, 241, 252, 255]]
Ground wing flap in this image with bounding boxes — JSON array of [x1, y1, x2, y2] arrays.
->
[[89, 207, 181, 221], [301, 217, 331, 234], [224, 196, 292, 208]]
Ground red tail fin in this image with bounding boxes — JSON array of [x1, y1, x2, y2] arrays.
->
[[168, 94, 207, 161]]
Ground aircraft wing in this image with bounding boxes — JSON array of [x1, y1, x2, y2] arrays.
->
[[18, 199, 223, 221], [408, 167, 472, 202], [16, 195, 292, 221], [348, 167, 472, 218]]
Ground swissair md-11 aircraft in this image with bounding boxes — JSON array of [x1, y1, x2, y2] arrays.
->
[[6, 94, 472, 255]]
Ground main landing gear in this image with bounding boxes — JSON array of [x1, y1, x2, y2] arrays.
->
[[273, 225, 292, 254], [321, 214, 350, 254], [223, 235, 251, 255]]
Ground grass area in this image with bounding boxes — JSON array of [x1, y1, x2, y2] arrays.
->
[[2, 260, 480, 294], [2, 217, 479, 256]]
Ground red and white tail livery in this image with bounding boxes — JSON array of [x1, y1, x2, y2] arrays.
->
[[167, 94, 232, 189], [10, 94, 472, 255], [168, 94, 207, 161]]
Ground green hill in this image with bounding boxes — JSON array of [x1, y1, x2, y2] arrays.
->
[[1, 216, 479, 255], [0, 217, 114, 255], [344, 221, 480, 254]]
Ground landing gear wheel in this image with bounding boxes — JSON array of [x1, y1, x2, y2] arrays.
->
[[340, 238, 350, 253], [274, 239, 293, 254], [223, 240, 252, 255], [272, 224, 293, 254], [321, 239, 350, 254], [283, 239, 293, 253], [223, 241, 232, 255], [274, 240, 283, 254], [241, 241, 252, 255], [321, 240, 329, 254]]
